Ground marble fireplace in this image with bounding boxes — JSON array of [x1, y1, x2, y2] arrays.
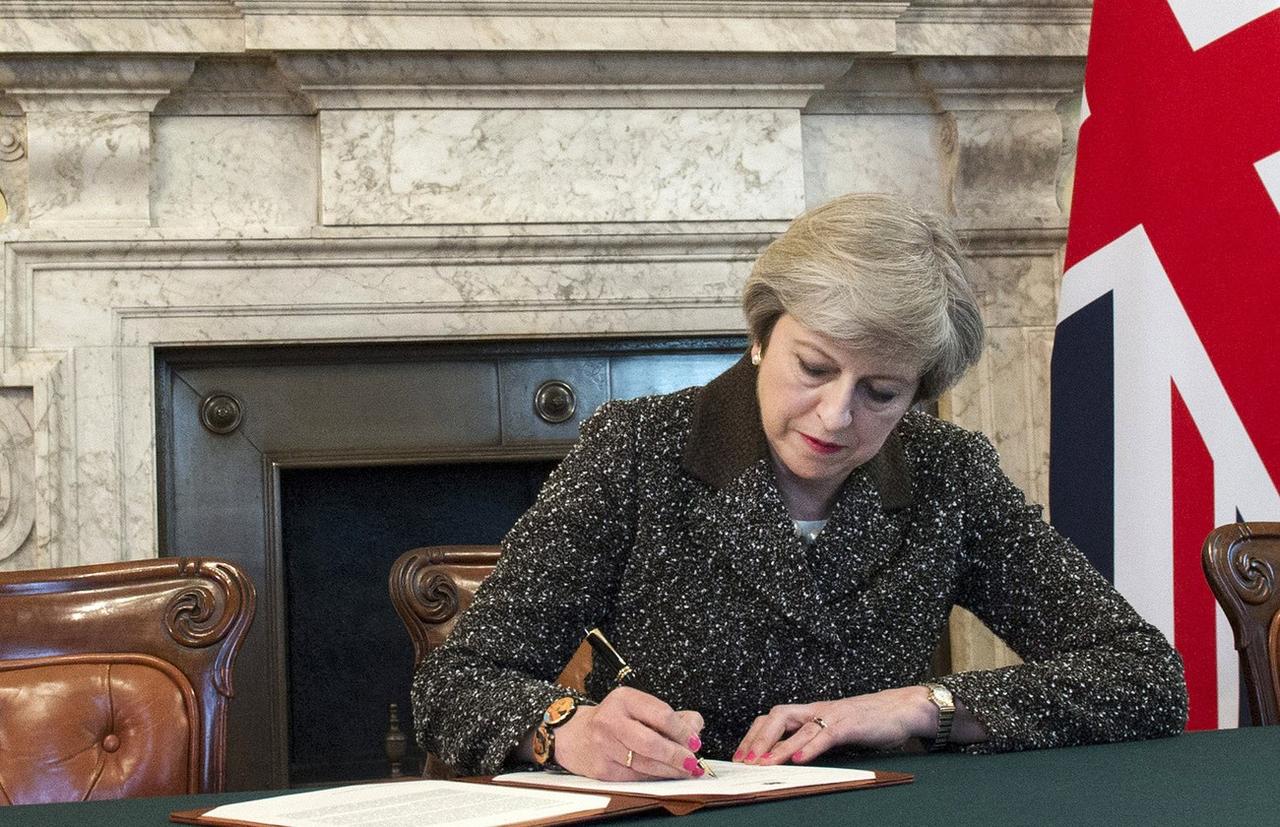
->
[[0, 0, 1086, 790]]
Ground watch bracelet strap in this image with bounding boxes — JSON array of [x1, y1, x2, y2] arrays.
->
[[542, 726, 564, 771], [923, 682, 955, 751], [931, 709, 954, 751]]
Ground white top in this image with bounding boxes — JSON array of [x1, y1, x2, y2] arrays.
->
[[792, 518, 828, 546]]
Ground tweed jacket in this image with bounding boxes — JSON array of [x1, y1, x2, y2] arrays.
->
[[412, 356, 1188, 775]]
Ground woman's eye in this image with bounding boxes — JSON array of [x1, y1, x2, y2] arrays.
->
[[865, 386, 898, 404], [798, 358, 832, 378]]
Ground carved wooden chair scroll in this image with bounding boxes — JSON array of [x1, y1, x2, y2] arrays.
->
[[1202, 521, 1280, 725], [389, 545, 592, 778], [0, 557, 255, 804]]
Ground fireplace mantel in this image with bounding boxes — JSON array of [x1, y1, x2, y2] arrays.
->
[[0, 2, 1090, 55], [2, 229, 764, 570]]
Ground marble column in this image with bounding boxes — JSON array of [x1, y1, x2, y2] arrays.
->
[[928, 58, 1083, 671], [0, 57, 194, 228]]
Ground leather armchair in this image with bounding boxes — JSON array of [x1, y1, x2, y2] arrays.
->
[[389, 545, 591, 778], [1202, 522, 1280, 725], [0, 558, 255, 804]]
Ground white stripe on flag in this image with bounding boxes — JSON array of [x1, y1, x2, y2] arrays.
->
[[1165, 0, 1280, 50], [1255, 150, 1280, 213], [1216, 594, 1238, 727], [1056, 238, 1112, 324], [1102, 229, 1174, 636]]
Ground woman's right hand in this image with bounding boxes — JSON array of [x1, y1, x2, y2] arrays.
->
[[551, 686, 705, 780]]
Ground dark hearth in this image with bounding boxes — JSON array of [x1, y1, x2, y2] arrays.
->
[[281, 460, 557, 783]]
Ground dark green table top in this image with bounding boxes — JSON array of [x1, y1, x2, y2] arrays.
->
[[6, 727, 1276, 826]]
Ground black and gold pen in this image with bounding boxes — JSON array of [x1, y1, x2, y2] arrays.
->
[[584, 626, 717, 777]]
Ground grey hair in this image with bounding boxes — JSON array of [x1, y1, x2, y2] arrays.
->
[[742, 193, 984, 401]]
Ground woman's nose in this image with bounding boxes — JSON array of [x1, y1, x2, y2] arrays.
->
[[816, 388, 854, 430]]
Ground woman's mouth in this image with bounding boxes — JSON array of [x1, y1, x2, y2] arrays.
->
[[800, 433, 845, 455]]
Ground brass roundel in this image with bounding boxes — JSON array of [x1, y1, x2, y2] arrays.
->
[[534, 380, 576, 424], [200, 392, 244, 435]]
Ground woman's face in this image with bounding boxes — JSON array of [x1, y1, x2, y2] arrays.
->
[[756, 313, 919, 498]]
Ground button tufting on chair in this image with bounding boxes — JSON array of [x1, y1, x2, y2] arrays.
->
[[0, 558, 255, 804]]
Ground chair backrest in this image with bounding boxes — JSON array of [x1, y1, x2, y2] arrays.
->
[[1202, 522, 1280, 725], [389, 545, 592, 778], [0, 557, 255, 804], [389, 545, 503, 666], [389, 545, 592, 688]]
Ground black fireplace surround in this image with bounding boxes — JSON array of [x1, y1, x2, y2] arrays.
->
[[155, 336, 744, 791]]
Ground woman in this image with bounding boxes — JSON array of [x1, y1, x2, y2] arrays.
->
[[412, 193, 1188, 780]]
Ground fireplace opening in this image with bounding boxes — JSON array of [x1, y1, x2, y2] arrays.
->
[[281, 459, 558, 784]]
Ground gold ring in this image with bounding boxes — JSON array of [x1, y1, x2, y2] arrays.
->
[[810, 716, 828, 729], [625, 749, 634, 768]]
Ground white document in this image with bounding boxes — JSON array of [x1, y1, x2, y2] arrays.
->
[[493, 759, 875, 797], [199, 779, 611, 827]]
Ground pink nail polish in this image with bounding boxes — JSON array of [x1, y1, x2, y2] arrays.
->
[[792, 751, 803, 762], [746, 751, 756, 761], [761, 752, 773, 760], [693, 767, 705, 778], [682, 757, 699, 772], [688, 735, 702, 752], [732, 749, 743, 761]]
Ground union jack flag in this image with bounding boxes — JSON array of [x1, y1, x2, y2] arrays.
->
[[1050, 0, 1280, 731]]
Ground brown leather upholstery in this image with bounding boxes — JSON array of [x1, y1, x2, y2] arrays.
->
[[389, 545, 592, 778], [1202, 522, 1280, 725], [0, 558, 255, 804], [0, 655, 198, 803]]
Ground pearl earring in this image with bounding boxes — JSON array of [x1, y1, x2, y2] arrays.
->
[[751, 349, 762, 366]]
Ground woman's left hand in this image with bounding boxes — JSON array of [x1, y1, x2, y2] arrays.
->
[[732, 686, 935, 765]]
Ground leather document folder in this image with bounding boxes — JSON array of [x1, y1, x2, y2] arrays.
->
[[170, 765, 913, 826]]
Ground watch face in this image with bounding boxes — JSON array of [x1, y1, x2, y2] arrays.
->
[[544, 696, 578, 726]]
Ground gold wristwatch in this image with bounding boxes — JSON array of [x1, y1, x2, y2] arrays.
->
[[532, 696, 589, 769], [921, 682, 955, 751]]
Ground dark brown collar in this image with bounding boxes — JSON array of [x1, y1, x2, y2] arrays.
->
[[680, 354, 914, 511]]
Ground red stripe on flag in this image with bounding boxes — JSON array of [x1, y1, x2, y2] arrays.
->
[[1170, 383, 1217, 730]]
